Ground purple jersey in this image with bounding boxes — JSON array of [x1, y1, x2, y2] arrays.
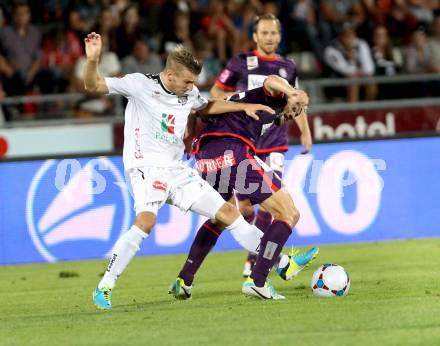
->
[[192, 86, 287, 154], [215, 50, 297, 153]]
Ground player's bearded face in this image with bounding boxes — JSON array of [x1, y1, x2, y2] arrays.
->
[[169, 68, 198, 96], [254, 20, 281, 55]]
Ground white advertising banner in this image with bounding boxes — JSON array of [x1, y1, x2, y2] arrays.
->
[[0, 124, 113, 158]]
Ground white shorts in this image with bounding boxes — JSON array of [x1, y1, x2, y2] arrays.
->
[[128, 164, 225, 219]]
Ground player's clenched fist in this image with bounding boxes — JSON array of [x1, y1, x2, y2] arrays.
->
[[84, 32, 102, 62]]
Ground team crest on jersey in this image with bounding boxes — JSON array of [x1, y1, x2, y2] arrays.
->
[[161, 113, 175, 134], [247, 56, 259, 70], [178, 95, 188, 105], [278, 68, 288, 78]]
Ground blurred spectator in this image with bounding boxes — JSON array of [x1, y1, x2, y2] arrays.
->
[[324, 22, 376, 101], [428, 15, 440, 70], [362, 0, 393, 26], [371, 25, 403, 98], [319, 0, 366, 44], [158, 0, 181, 42], [201, 0, 240, 63], [41, 0, 71, 22], [121, 39, 163, 74], [371, 25, 400, 76], [284, 0, 325, 63], [75, 0, 102, 33], [403, 27, 437, 73], [0, 2, 54, 96], [93, 7, 117, 53], [115, 4, 142, 59], [109, 0, 131, 26], [67, 8, 89, 38], [41, 28, 84, 93], [193, 32, 221, 88], [160, 11, 194, 57], [385, 0, 419, 43], [407, 0, 437, 27], [236, 2, 258, 52], [142, 0, 169, 36]]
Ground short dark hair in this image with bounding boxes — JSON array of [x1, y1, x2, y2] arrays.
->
[[165, 45, 202, 75], [254, 13, 281, 33]]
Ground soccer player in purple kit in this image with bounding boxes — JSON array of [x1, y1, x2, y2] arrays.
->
[[170, 75, 318, 299], [212, 13, 316, 276]]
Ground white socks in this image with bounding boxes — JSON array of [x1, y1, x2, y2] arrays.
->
[[226, 215, 264, 254], [278, 254, 290, 270], [98, 225, 147, 289]]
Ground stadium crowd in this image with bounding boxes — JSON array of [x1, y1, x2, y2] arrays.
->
[[0, 0, 439, 119]]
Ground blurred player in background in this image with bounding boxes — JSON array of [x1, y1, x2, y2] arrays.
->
[[83, 32, 279, 309], [170, 75, 319, 300], [211, 14, 314, 277]]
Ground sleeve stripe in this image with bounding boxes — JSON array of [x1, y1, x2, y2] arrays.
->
[[215, 80, 234, 91]]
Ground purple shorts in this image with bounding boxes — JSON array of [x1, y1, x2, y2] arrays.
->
[[195, 138, 282, 205]]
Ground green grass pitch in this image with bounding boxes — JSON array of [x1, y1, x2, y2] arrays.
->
[[1, 238, 440, 346]]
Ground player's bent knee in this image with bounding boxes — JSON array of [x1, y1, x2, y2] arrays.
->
[[135, 212, 156, 234], [290, 207, 300, 226], [215, 202, 240, 227], [272, 206, 299, 228]]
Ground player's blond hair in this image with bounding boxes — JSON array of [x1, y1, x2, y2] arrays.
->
[[165, 45, 203, 75], [254, 13, 281, 33]]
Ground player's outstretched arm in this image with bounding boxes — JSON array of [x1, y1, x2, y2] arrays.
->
[[209, 84, 228, 99], [84, 32, 109, 95], [295, 112, 312, 153], [263, 75, 298, 97], [199, 100, 275, 120]]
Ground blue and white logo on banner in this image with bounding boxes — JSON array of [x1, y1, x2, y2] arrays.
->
[[25, 157, 131, 262]]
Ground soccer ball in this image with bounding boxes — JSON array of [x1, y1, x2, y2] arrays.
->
[[311, 264, 350, 297]]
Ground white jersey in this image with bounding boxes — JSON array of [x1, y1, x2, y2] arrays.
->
[[105, 73, 208, 169]]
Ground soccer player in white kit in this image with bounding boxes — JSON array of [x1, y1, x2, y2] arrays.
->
[[83, 33, 278, 309]]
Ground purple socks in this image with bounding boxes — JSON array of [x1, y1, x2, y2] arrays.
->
[[255, 209, 272, 233], [179, 220, 223, 286], [250, 220, 292, 287]]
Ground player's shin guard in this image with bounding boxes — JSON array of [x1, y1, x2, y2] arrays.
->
[[179, 220, 223, 286], [250, 220, 292, 287], [255, 210, 272, 234], [98, 225, 147, 289], [227, 215, 264, 253]]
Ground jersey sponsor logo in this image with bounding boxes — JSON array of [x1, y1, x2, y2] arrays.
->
[[196, 152, 236, 173], [134, 128, 144, 159], [154, 131, 179, 144], [153, 180, 168, 191], [247, 74, 267, 90], [25, 158, 130, 262], [218, 69, 232, 83], [161, 113, 175, 134], [247, 56, 259, 70], [278, 68, 288, 78]]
